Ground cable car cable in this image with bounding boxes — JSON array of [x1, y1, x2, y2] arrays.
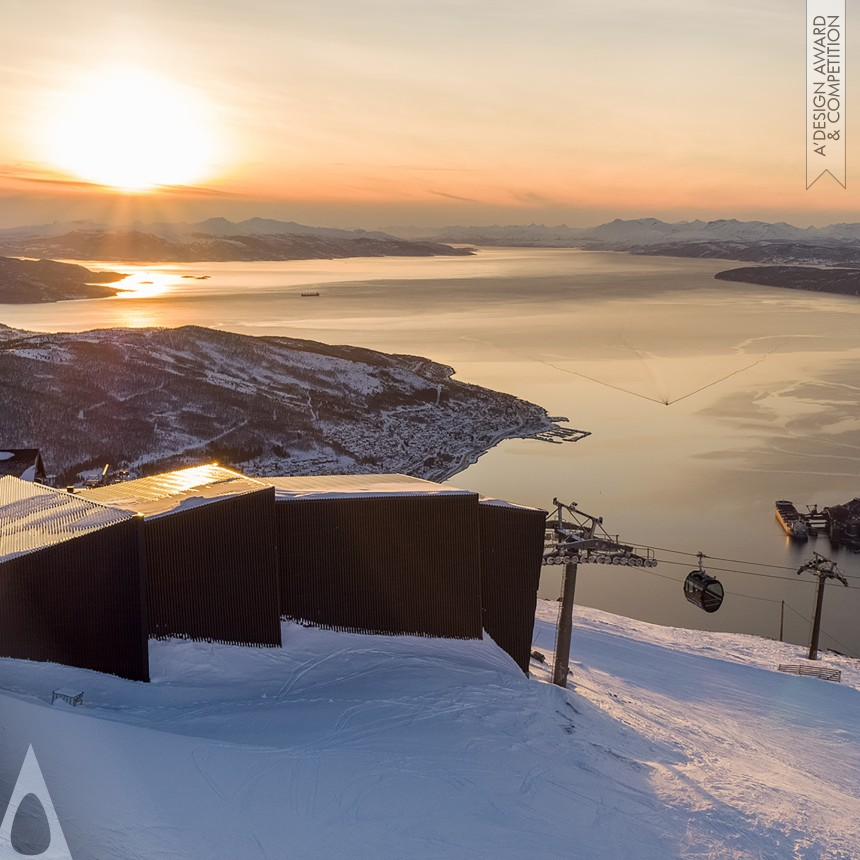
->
[[626, 541, 860, 579], [705, 554, 860, 580], [724, 590, 783, 604], [781, 604, 859, 658], [652, 557, 860, 589], [599, 563, 860, 656]]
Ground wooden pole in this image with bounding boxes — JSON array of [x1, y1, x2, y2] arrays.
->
[[779, 600, 784, 642], [552, 560, 578, 688], [808, 575, 827, 661]]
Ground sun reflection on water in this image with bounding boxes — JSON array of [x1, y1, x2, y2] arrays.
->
[[110, 270, 180, 299], [113, 308, 162, 328]]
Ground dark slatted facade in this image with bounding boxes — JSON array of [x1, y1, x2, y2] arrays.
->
[[0, 478, 149, 681], [81, 466, 281, 648], [478, 500, 546, 674], [269, 476, 482, 640], [1, 465, 542, 682], [142, 489, 280, 645]]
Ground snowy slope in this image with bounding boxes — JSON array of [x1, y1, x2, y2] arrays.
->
[[1, 604, 858, 859]]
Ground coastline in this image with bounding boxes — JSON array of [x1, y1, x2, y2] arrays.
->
[[432, 417, 556, 484]]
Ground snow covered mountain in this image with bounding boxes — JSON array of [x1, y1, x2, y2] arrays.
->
[[578, 217, 817, 245], [577, 218, 860, 265], [0, 217, 399, 243], [0, 218, 471, 263], [0, 230, 471, 264], [8, 214, 860, 264], [399, 217, 860, 246], [1, 601, 856, 858], [171, 216, 395, 241], [393, 218, 860, 264], [0, 324, 553, 484], [390, 223, 587, 246]]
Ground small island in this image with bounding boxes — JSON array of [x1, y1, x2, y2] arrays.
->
[[714, 265, 860, 297], [0, 256, 125, 303]]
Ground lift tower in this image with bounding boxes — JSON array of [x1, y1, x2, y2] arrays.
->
[[544, 499, 654, 688], [796, 552, 848, 660]]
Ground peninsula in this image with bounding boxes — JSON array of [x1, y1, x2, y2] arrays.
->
[[0, 324, 556, 484], [0, 256, 124, 303]]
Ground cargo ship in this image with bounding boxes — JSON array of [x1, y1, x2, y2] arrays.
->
[[775, 500, 809, 540]]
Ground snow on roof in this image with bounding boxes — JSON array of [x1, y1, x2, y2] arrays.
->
[[0, 448, 45, 481], [0, 476, 133, 563], [264, 473, 476, 501], [78, 464, 271, 519], [478, 496, 546, 513]]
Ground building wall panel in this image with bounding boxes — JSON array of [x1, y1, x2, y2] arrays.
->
[[276, 495, 482, 639], [144, 487, 281, 647], [0, 518, 149, 681], [478, 504, 545, 674]]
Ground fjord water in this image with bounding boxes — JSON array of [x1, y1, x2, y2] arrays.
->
[[3, 249, 860, 655]]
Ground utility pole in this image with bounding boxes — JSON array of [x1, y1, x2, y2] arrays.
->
[[546, 500, 652, 688], [552, 559, 579, 687], [779, 600, 785, 643], [796, 552, 848, 660]]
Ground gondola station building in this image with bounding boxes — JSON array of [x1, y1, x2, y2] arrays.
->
[[0, 465, 546, 681], [0, 476, 149, 681], [79, 465, 282, 650], [266, 474, 545, 673]]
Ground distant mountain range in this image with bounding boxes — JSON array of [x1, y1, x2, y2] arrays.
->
[[582, 217, 860, 245], [0, 217, 395, 242], [0, 324, 553, 484], [6, 215, 860, 266], [392, 218, 860, 265], [394, 217, 860, 245], [0, 218, 472, 263]]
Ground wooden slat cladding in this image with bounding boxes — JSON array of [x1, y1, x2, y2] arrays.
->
[[276, 494, 482, 639], [144, 487, 281, 647], [0, 517, 149, 681], [478, 503, 545, 674]]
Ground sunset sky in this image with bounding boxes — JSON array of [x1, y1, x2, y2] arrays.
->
[[0, 0, 855, 228]]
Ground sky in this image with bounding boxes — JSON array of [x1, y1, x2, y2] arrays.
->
[[0, 0, 855, 229]]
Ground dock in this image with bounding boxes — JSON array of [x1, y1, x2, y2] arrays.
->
[[533, 426, 591, 444]]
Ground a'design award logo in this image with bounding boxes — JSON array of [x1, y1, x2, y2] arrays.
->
[[0, 746, 73, 859]]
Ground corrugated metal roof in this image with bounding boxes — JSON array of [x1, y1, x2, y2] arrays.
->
[[265, 473, 476, 500], [0, 476, 133, 563], [78, 464, 270, 518]]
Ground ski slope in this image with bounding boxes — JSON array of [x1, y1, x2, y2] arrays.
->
[[0, 601, 858, 859]]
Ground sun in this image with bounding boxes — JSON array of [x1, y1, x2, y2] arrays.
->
[[44, 68, 221, 191]]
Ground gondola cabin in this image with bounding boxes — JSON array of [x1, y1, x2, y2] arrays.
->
[[683, 570, 724, 613]]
